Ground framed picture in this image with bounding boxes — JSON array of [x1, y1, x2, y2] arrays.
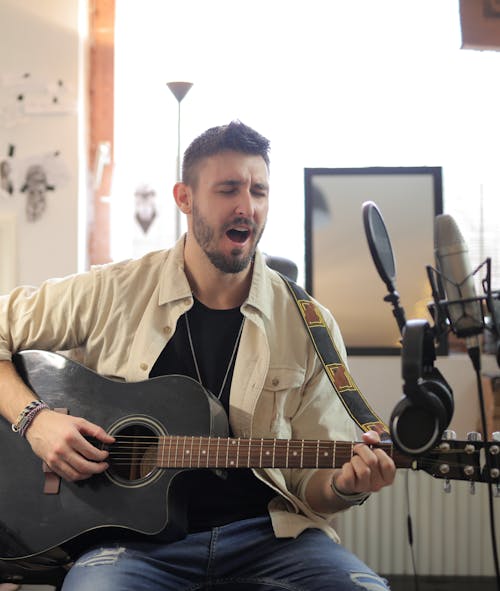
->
[[305, 167, 443, 355], [0, 213, 17, 295]]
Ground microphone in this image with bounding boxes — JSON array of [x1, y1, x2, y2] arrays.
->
[[434, 214, 484, 355]]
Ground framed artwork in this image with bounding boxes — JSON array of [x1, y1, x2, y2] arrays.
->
[[0, 213, 17, 295], [305, 167, 443, 355]]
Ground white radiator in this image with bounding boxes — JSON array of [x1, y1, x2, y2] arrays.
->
[[335, 470, 500, 576]]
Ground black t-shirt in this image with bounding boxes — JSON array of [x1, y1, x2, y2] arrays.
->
[[150, 298, 276, 532]]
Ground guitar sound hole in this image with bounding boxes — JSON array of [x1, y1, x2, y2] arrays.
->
[[107, 424, 159, 484]]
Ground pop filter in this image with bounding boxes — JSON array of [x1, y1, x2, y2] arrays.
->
[[362, 201, 406, 334], [362, 200, 397, 293]]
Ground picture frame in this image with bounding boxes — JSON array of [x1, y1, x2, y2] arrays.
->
[[305, 166, 443, 355]]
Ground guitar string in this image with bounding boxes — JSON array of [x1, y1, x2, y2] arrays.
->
[[105, 442, 473, 472], [105, 440, 471, 470], [104, 437, 474, 469]]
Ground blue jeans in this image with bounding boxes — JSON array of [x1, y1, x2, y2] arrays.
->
[[61, 516, 390, 590]]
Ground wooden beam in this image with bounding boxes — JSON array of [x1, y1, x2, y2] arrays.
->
[[88, 0, 114, 265]]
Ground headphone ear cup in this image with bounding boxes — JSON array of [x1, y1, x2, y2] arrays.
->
[[421, 377, 454, 433], [390, 380, 449, 456]]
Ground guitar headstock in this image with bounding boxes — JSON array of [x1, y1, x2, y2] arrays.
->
[[415, 437, 500, 485]]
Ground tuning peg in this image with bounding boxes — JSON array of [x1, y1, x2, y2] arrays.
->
[[467, 432, 482, 494], [467, 431, 482, 441], [490, 433, 500, 496], [442, 431, 456, 493]]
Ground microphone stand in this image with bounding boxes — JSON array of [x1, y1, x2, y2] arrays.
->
[[383, 288, 406, 338]]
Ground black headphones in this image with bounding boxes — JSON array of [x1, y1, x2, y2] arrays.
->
[[389, 319, 454, 456]]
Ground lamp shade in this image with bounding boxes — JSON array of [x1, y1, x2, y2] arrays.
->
[[167, 81, 193, 103]]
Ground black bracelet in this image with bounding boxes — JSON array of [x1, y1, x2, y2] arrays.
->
[[12, 400, 49, 437]]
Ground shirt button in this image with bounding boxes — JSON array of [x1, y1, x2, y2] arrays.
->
[[163, 326, 171, 335], [272, 377, 280, 387], [140, 362, 148, 371]]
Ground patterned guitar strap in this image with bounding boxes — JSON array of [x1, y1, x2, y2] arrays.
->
[[279, 273, 391, 440]]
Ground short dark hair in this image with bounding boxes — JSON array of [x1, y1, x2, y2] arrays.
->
[[182, 120, 270, 187]]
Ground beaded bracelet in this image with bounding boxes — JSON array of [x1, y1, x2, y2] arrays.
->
[[330, 476, 370, 506], [12, 400, 49, 437]]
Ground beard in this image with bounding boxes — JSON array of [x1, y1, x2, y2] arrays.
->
[[192, 204, 265, 274]]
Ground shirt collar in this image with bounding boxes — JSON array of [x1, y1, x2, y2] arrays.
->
[[158, 236, 193, 305], [157, 235, 274, 322], [244, 249, 274, 322]]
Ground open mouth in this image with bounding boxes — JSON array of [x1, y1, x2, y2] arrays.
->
[[226, 227, 251, 244]]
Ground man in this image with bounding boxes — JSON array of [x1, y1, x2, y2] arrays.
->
[[0, 121, 395, 590]]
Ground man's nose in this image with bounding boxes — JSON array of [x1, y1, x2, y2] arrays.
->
[[234, 189, 255, 217]]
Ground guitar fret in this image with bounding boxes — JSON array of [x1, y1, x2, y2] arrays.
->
[[317, 440, 333, 468], [247, 438, 251, 468], [263, 441, 272, 467], [228, 439, 236, 467], [199, 436, 204, 467]]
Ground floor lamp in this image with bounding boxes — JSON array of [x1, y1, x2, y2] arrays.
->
[[167, 81, 193, 240]]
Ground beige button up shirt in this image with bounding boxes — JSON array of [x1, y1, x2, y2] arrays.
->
[[0, 237, 357, 542]]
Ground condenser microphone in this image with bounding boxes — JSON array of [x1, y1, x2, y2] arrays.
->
[[434, 214, 483, 353]]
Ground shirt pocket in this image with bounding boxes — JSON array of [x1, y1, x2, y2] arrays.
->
[[254, 367, 305, 438]]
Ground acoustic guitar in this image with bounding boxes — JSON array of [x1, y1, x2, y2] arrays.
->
[[0, 350, 496, 561]]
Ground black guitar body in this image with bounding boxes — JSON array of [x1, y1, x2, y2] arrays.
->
[[0, 350, 229, 560]]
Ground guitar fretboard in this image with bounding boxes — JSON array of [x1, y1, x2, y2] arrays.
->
[[155, 436, 409, 469]]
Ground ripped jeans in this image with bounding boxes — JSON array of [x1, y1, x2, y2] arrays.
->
[[61, 516, 390, 591]]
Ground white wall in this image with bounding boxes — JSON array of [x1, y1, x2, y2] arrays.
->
[[0, 0, 86, 289]]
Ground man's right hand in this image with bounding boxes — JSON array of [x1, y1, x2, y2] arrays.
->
[[0, 359, 115, 482], [25, 409, 115, 481]]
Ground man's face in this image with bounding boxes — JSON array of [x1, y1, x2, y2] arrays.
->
[[189, 151, 269, 274]]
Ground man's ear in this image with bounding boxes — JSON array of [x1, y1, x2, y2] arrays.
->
[[173, 182, 192, 214]]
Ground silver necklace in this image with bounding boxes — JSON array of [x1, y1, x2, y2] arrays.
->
[[184, 311, 245, 400]]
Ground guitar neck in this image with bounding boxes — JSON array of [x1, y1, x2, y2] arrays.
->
[[155, 436, 412, 470]]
